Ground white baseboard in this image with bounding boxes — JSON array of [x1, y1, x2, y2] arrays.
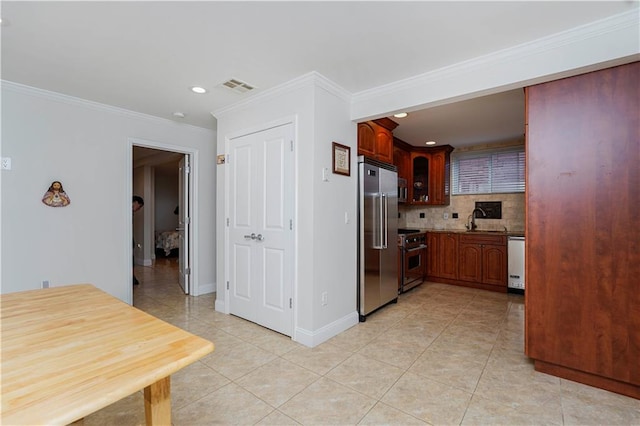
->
[[197, 282, 215, 295], [215, 298, 227, 313], [293, 311, 359, 348]]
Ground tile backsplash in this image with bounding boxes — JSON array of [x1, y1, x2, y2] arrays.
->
[[399, 193, 525, 233]]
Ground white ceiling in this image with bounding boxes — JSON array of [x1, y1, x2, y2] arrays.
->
[[2, 1, 637, 147]]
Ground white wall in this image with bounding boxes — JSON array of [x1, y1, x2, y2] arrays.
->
[[214, 73, 357, 346], [1, 82, 217, 302], [155, 167, 179, 233]]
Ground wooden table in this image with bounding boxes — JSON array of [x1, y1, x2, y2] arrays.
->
[[1, 284, 214, 425]]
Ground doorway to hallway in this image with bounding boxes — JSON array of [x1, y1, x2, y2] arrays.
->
[[131, 141, 195, 297]]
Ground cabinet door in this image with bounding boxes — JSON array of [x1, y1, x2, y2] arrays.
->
[[357, 123, 376, 157], [425, 232, 440, 277], [375, 126, 393, 164], [482, 244, 507, 286], [410, 153, 430, 203], [428, 150, 446, 205], [458, 243, 482, 282], [393, 145, 410, 180], [439, 233, 458, 279]]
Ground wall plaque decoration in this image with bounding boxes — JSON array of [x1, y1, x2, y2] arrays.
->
[[332, 142, 350, 176], [42, 180, 71, 207]]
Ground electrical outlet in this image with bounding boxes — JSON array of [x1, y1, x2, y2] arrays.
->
[[1, 157, 12, 170], [419, 213, 425, 218], [443, 212, 449, 220], [452, 212, 459, 219], [42, 280, 50, 288], [321, 292, 328, 306]]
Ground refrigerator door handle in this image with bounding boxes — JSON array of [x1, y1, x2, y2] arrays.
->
[[373, 193, 384, 249], [382, 193, 388, 248]]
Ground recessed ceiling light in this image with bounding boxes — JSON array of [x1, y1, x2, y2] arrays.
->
[[426, 141, 436, 145], [190, 86, 208, 94], [173, 112, 185, 118], [394, 112, 408, 118]]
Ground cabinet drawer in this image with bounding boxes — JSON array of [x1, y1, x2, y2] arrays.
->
[[459, 234, 506, 245]]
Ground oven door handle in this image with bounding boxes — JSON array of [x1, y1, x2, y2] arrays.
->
[[405, 244, 427, 253]]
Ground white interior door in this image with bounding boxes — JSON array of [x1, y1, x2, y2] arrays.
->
[[228, 123, 294, 336], [178, 155, 190, 294]]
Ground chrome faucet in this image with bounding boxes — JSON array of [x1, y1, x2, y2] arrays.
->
[[465, 207, 487, 231]]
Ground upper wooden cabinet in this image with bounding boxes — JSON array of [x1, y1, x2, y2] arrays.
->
[[392, 143, 410, 181], [403, 145, 453, 206], [357, 118, 398, 164]]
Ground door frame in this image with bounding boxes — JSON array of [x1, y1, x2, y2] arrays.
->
[[127, 137, 199, 303], [222, 117, 297, 335]]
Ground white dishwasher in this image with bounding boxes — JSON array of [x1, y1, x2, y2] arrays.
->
[[508, 236, 525, 292]]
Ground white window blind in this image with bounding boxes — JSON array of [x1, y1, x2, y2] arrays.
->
[[452, 147, 525, 195]]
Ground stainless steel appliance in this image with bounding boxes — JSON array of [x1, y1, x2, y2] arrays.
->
[[398, 178, 408, 203], [508, 236, 525, 293], [358, 156, 398, 322], [398, 230, 427, 293]]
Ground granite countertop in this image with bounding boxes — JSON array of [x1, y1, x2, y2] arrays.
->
[[415, 229, 525, 237]]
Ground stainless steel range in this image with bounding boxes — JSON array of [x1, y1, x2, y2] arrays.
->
[[397, 229, 427, 293]]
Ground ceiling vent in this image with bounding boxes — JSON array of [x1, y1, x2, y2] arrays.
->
[[221, 78, 255, 94]]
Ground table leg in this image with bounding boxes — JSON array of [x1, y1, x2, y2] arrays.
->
[[144, 376, 171, 425]]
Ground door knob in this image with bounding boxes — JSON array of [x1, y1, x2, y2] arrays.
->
[[244, 233, 256, 240], [255, 234, 264, 241]]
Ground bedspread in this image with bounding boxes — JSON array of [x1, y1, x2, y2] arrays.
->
[[156, 231, 180, 256]]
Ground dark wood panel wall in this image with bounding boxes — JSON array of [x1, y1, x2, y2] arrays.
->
[[525, 61, 639, 398]]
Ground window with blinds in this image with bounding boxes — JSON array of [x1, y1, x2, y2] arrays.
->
[[452, 147, 525, 194]]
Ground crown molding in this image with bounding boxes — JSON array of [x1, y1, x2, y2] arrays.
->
[[1, 80, 213, 134], [351, 9, 640, 116]]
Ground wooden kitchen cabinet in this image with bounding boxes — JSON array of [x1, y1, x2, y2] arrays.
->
[[428, 148, 449, 205], [426, 232, 458, 280], [392, 142, 410, 180], [458, 234, 507, 287], [427, 231, 508, 293], [526, 62, 639, 398], [400, 145, 453, 206], [357, 118, 398, 164]]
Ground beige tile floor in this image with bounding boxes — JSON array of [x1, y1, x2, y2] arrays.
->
[[86, 258, 640, 425]]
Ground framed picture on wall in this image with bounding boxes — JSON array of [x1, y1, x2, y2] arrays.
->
[[332, 142, 350, 176]]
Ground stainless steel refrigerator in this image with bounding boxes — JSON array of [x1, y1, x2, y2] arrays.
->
[[357, 156, 398, 322]]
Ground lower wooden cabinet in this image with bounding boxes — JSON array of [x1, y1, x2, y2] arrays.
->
[[426, 232, 458, 279], [459, 234, 507, 287], [427, 231, 507, 291]]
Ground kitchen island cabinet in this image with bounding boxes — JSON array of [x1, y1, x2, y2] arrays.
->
[[525, 62, 639, 398]]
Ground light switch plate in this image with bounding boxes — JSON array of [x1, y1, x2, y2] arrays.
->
[[1, 157, 12, 170]]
